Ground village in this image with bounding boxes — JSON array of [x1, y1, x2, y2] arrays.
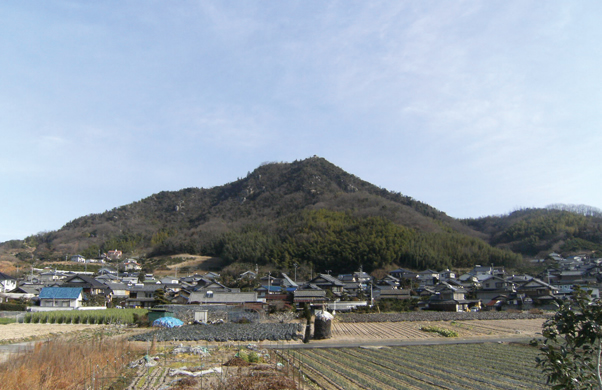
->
[[0, 250, 597, 315]]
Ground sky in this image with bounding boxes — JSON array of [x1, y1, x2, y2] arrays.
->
[[1, 1, 602, 242]]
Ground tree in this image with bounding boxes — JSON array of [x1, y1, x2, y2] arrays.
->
[[153, 289, 170, 306], [532, 287, 602, 389]]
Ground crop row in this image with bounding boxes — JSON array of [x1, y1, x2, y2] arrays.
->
[[333, 322, 431, 339], [401, 344, 544, 383], [130, 323, 304, 342], [291, 344, 548, 390], [22, 308, 148, 325], [284, 350, 361, 390], [288, 349, 373, 390], [338, 311, 550, 323], [344, 347, 518, 389]]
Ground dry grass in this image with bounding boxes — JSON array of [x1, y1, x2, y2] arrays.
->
[[0, 333, 143, 389]]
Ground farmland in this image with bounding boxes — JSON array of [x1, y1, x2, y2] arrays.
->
[[285, 343, 548, 390], [329, 318, 546, 342], [22, 308, 148, 325]]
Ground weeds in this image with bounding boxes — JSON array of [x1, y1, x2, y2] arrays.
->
[[0, 333, 144, 389], [419, 325, 459, 337]]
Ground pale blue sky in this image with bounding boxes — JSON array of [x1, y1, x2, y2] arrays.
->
[[1, 1, 601, 242]]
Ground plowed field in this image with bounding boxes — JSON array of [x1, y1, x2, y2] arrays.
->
[[329, 318, 545, 342]]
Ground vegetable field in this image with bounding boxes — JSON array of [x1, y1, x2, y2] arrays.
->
[[130, 322, 304, 342], [286, 343, 548, 390], [23, 308, 148, 325]]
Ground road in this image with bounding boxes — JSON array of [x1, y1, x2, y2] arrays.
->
[[263, 335, 538, 349]]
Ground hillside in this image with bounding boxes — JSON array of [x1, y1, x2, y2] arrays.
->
[[2, 157, 600, 273], [462, 206, 602, 258]]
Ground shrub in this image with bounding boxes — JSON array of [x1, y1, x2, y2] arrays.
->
[[0, 303, 26, 311], [237, 350, 249, 362], [248, 351, 259, 363], [420, 325, 458, 337]]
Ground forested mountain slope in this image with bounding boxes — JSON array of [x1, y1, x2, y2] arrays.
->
[[463, 206, 602, 257], [3, 157, 599, 272]]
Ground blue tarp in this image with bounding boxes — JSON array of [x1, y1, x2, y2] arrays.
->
[[152, 317, 184, 328]]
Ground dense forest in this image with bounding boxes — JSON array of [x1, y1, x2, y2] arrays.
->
[[2, 157, 601, 273], [463, 207, 602, 257]]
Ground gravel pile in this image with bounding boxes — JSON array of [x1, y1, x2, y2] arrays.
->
[[337, 311, 551, 323], [130, 323, 304, 342]]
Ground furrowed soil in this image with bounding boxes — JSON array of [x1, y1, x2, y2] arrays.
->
[[327, 318, 546, 343]]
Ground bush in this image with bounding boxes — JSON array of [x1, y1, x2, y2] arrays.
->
[[237, 350, 249, 362], [248, 351, 259, 363], [0, 303, 26, 311], [420, 325, 458, 337]]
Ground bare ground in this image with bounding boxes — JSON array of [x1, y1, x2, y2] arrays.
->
[[324, 318, 545, 343], [0, 323, 103, 342]]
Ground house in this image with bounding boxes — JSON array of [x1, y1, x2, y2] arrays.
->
[[192, 280, 233, 292], [104, 282, 129, 299], [374, 287, 411, 300], [121, 276, 140, 285], [186, 291, 259, 305], [427, 282, 471, 312], [107, 250, 123, 260], [353, 271, 372, 284], [239, 271, 257, 280], [474, 275, 515, 302], [255, 285, 283, 298], [516, 278, 558, 301], [293, 289, 327, 305], [376, 274, 401, 288], [417, 270, 439, 286], [70, 255, 86, 263], [389, 268, 417, 281], [439, 269, 456, 281], [125, 284, 164, 308], [0, 272, 17, 293], [39, 287, 83, 308], [280, 273, 298, 289], [160, 276, 180, 285], [61, 275, 110, 296], [98, 267, 118, 275], [123, 259, 142, 271], [39, 270, 69, 283], [306, 274, 345, 296]]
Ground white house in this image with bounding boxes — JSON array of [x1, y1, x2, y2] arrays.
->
[[0, 272, 17, 293], [39, 287, 83, 308], [70, 255, 86, 263]]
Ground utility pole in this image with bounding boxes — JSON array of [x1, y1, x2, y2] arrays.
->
[[267, 271, 271, 297], [293, 263, 298, 283]]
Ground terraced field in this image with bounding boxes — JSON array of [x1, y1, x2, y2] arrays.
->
[[287, 343, 548, 390]]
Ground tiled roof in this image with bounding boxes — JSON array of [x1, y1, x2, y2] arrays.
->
[[39, 287, 82, 300], [0, 272, 15, 281]]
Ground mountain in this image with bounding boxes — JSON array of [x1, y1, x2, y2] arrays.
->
[[462, 206, 602, 257], [3, 157, 600, 273]]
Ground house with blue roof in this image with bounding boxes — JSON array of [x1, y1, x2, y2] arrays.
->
[[39, 287, 83, 308]]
